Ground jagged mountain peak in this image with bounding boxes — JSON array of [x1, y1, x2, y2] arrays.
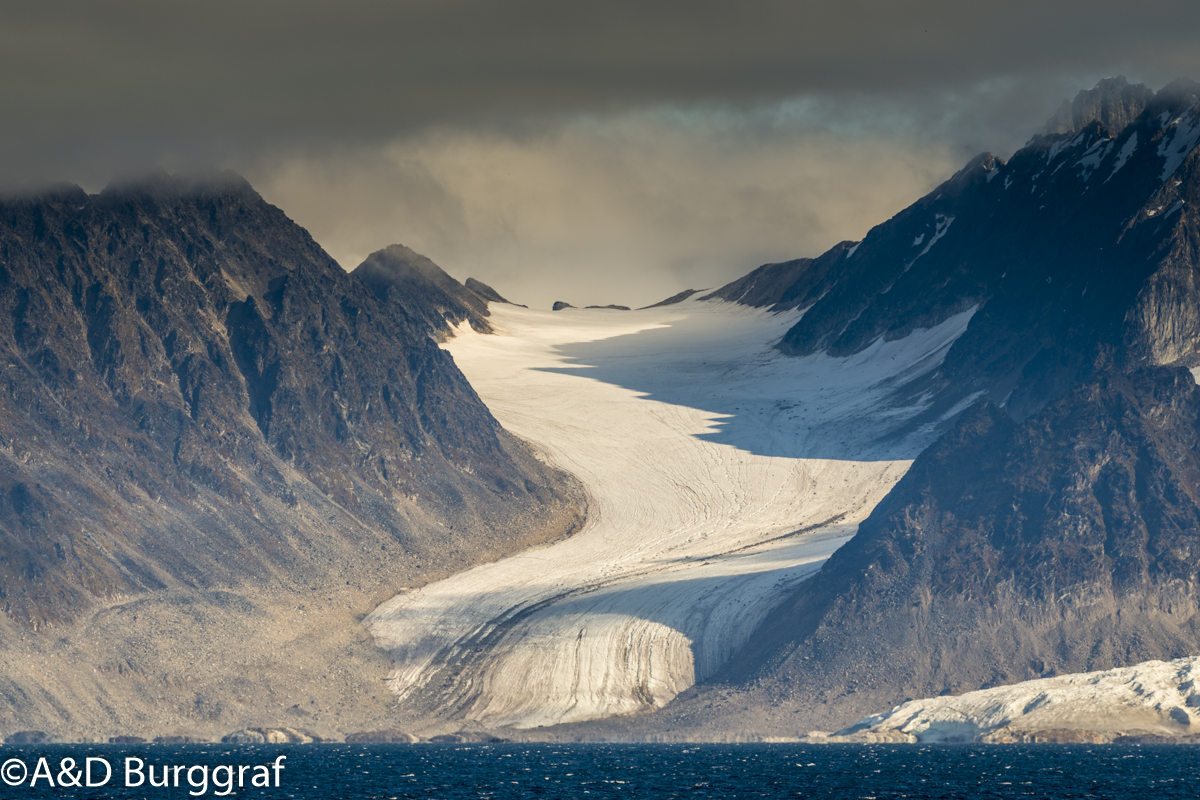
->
[[702, 74, 1200, 429], [353, 244, 495, 337], [1042, 76, 1154, 137], [464, 277, 511, 305], [357, 243, 450, 286], [0, 179, 581, 628], [695, 78, 1200, 733], [1149, 76, 1200, 112]]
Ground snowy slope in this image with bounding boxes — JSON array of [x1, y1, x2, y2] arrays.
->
[[839, 656, 1200, 743], [367, 298, 975, 729]]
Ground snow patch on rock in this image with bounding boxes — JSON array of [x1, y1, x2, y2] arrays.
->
[[1107, 132, 1138, 181], [1158, 103, 1200, 182]]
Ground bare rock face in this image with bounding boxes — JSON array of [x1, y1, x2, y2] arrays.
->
[[0, 174, 579, 629], [0, 172, 585, 740], [638, 288, 701, 309], [551, 301, 575, 311], [464, 277, 520, 306], [352, 244, 494, 338], [707, 79, 1200, 423], [735, 364, 1200, 716], [1043, 76, 1155, 137], [698, 244, 855, 311], [222, 727, 323, 744], [674, 79, 1200, 732], [344, 729, 419, 743]]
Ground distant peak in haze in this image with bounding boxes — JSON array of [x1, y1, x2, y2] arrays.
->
[[353, 243, 495, 336], [464, 277, 512, 305], [1042, 76, 1155, 137]]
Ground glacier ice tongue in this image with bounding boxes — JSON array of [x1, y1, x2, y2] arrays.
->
[[367, 298, 976, 729]]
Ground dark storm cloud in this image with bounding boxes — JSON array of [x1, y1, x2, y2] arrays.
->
[[4, 1, 1200, 306], [6, 0, 1200, 155]]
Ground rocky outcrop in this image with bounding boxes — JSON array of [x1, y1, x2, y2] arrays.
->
[[638, 289, 702, 309], [464, 277, 521, 307], [699, 244, 855, 312], [584, 305, 630, 310], [344, 729, 419, 743], [221, 727, 324, 744], [1043, 76, 1155, 137], [352, 243, 493, 339], [427, 731, 510, 743], [551, 301, 575, 310]]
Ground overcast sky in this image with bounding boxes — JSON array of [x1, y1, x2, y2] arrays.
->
[[5, 1, 1200, 308]]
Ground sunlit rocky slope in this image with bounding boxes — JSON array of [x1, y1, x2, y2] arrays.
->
[[0, 173, 581, 739]]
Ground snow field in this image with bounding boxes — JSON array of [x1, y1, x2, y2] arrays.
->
[[843, 656, 1200, 743], [367, 298, 976, 729]]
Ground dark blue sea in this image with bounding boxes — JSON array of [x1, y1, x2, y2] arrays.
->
[[1, 743, 1196, 799]]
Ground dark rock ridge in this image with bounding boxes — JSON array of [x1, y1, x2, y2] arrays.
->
[[352, 243, 495, 339], [464, 277, 524, 308], [1043, 76, 1156, 137], [639, 288, 703, 309], [221, 727, 324, 744], [678, 78, 1200, 730], [344, 728, 419, 743], [0, 172, 581, 628], [584, 305, 630, 311], [709, 77, 1200, 421], [551, 301, 575, 311], [699, 244, 856, 311], [731, 360, 1200, 719]]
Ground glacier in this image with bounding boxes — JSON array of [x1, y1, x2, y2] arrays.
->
[[367, 297, 976, 729]]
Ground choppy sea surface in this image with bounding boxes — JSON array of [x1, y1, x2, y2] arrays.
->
[[2, 743, 1197, 799]]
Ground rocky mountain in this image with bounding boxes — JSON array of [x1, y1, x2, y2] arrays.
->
[[352, 243, 498, 339], [659, 77, 1200, 732], [0, 172, 582, 739], [710, 77, 1200, 424], [1044, 75, 1156, 137], [464, 277, 523, 307], [638, 288, 702, 309]]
